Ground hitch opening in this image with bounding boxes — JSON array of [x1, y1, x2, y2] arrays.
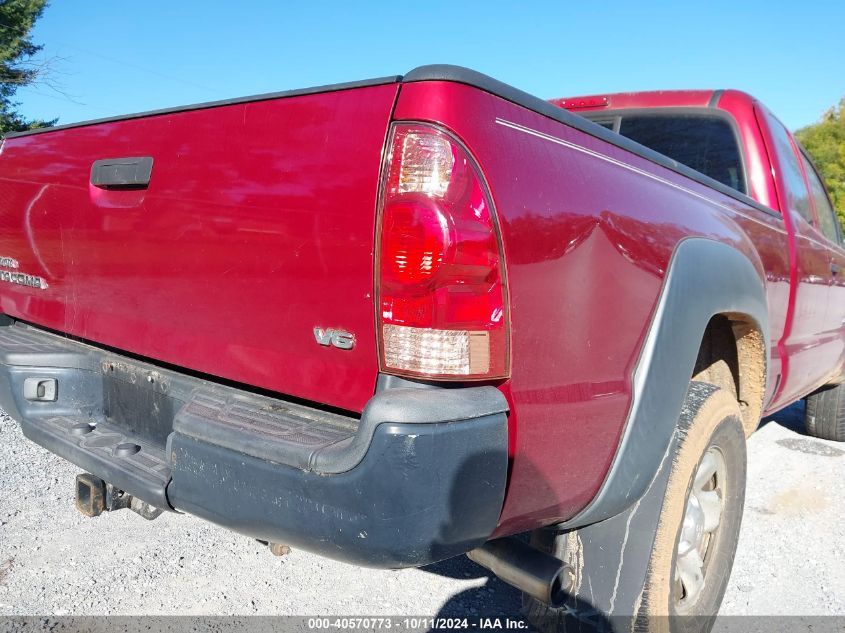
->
[[75, 473, 106, 517], [74, 473, 163, 520]]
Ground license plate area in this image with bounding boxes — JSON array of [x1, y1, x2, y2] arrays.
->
[[102, 360, 176, 446]]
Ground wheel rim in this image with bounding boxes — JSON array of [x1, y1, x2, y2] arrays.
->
[[673, 446, 727, 612]]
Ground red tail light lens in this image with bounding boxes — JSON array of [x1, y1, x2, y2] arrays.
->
[[376, 123, 509, 379]]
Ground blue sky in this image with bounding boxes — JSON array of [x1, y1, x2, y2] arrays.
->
[[14, 1, 845, 131]]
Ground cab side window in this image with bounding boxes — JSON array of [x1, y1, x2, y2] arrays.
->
[[801, 153, 840, 244], [765, 115, 813, 224]]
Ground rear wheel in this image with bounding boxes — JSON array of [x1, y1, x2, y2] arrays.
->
[[639, 383, 746, 632], [525, 383, 746, 633], [805, 384, 845, 442]]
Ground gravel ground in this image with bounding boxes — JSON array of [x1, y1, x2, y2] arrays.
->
[[0, 401, 843, 619]]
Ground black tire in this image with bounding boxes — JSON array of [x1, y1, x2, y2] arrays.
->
[[525, 383, 746, 633], [638, 383, 746, 632], [805, 384, 845, 442]]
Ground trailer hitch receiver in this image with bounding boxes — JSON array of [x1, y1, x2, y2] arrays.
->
[[74, 473, 163, 520]]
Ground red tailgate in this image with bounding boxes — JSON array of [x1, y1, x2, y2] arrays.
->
[[0, 82, 400, 412]]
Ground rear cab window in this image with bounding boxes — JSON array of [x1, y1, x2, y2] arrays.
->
[[581, 110, 747, 194]]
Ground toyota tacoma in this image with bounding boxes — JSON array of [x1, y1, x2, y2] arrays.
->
[[1, 66, 843, 631]]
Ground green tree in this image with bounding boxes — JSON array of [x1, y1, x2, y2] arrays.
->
[[796, 98, 845, 228], [0, 0, 55, 133]]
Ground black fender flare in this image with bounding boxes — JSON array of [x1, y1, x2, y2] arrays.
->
[[563, 237, 769, 528]]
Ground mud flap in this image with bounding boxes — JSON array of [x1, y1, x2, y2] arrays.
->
[[528, 424, 681, 631]]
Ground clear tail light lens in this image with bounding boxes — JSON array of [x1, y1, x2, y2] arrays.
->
[[376, 123, 509, 380]]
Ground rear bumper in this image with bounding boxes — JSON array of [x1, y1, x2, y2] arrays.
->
[[0, 320, 509, 568]]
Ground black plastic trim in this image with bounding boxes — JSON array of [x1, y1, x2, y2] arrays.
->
[[708, 89, 725, 108], [19, 417, 171, 509], [169, 406, 509, 568], [3, 75, 402, 139], [402, 65, 782, 220], [172, 385, 508, 475], [314, 386, 508, 474], [90, 156, 153, 188], [561, 238, 769, 528]]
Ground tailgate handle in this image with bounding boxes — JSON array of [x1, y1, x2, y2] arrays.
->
[[90, 156, 153, 189]]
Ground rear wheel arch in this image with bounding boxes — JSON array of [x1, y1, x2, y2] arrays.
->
[[693, 313, 766, 437], [563, 237, 769, 529]]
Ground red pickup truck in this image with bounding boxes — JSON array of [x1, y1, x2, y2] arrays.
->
[[1, 65, 842, 629]]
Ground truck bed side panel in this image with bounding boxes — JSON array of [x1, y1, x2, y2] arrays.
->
[[394, 81, 789, 532]]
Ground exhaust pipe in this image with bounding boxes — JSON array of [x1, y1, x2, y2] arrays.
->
[[467, 537, 572, 606]]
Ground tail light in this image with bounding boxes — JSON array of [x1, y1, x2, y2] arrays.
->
[[376, 123, 509, 380]]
